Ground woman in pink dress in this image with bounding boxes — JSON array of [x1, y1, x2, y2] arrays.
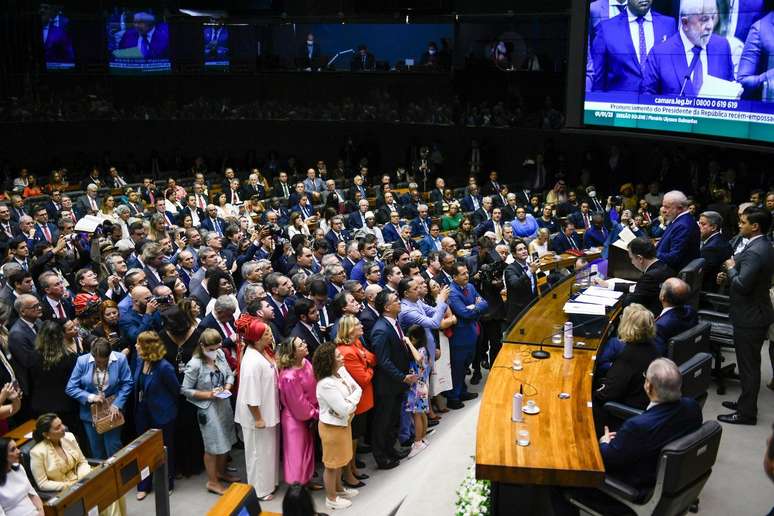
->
[[277, 336, 320, 488]]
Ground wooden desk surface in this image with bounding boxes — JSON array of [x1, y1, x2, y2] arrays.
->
[[3, 419, 36, 446], [43, 461, 119, 516], [476, 273, 614, 488], [206, 483, 280, 516], [537, 250, 601, 273]]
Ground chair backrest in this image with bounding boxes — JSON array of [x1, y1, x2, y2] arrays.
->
[[668, 322, 711, 366], [678, 258, 705, 309], [653, 421, 722, 515], [679, 352, 713, 407]]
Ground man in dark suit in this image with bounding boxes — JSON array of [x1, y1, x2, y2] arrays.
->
[[203, 23, 229, 62], [598, 237, 676, 316], [717, 208, 774, 425], [504, 239, 539, 323], [200, 205, 227, 236], [178, 195, 205, 228], [409, 205, 432, 238], [738, 11, 774, 99], [698, 210, 733, 292], [39, 271, 75, 322], [591, 0, 676, 92], [199, 296, 239, 352], [324, 216, 351, 251], [570, 202, 594, 231], [45, 190, 63, 221], [370, 291, 414, 469], [298, 32, 322, 69], [461, 185, 482, 213], [272, 171, 292, 199], [347, 200, 371, 231], [8, 294, 43, 397], [470, 196, 492, 226], [32, 206, 59, 246], [265, 273, 296, 337], [139, 178, 159, 206], [551, 220, 583, 254], [641, 1, 734, 97], [41, 11, 74, 64], [117, 13, 169, 60], [350, 44, 375, 71], [654, 278, 698, 355], [75, 185, 100, 218], [290, 298, 325, 356], [656, 191, 700, 272], [481, 171, 502, 198]]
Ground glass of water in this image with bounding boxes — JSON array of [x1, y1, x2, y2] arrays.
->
[[552, 324, 563, 345], [517, 429, 530, 447]]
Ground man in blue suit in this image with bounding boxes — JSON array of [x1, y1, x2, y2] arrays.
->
[[738, 12, 774, 99], [203, 23, 229, 61], [32, 206, 59, 246], [698, 210, 732, 292], [641, 0, 734, 96], [117, 13, 169, 60], [461, 185, 482, 213], [654, 278, 698, 354], [446, 263, 488, 409], [382, 212, 403, 244], [419, 223, 444, 256], [591, 0, 677, 92], [324, 216, 351, 251], [551, 221, 583, 254], [409, 204, 432, 238], [657, 190, 700, 272], [41, 8, 74, 64], [200, 205, 227, 236]]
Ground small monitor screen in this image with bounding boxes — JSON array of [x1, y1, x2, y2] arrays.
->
[[120, 459, 139, 485], [41, 5, 75, 70], [203, 23, 230, 70], [107, 8, 171, 74]]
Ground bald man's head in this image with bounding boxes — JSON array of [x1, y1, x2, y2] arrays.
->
[[660, 277, 691, 307]]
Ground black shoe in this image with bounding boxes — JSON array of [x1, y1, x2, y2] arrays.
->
[[392, 447, 411, 460], [717, 412, 757, 425], [446, 399, 465, 409], [721, 401, 738, 411], [481, 360, 491, 370], [355, 473, 370, 480], [355, 458, 366, 469], [471, 372, 482, 385], [342, 480, 366, 488], [461, 392, 479, 401], [428, 419, 439, 427], [376, 459, 399, 470]]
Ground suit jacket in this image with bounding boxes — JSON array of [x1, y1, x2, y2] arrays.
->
[[201, 216, 227, 234], [303, 177, 324, 193], [241, 183, 265, 201], [551, 232, 583, 254], [298, 41, 322, 67], [350, 52, 376, 71], [583, 225, 609, 248], [656, 212, 701, 272], [118, 25, 170, 59], [75, 195, 100, 217], [29, 432, 90, 492], [641, 32, 734, 96], [8, 318, 41, 394], [33, 222, 59, 245], [654, 305, 698, 355], [738, 12, 774, 98], [727, 235, 774, 328], [290, 321, 325, 356], [45, 201, 62, 221], [272, 180, 292, 199], [418, 234, 444, 256], [594, 340, 660, 409], [199, 313, 238, 351], [43, 24, 74, 63], [382, 222, 402, 243], [700, 233, 732, 291], [591, 10, 676, 92], [347, 211, 368, 230], [471, 208, 490, 227], [600, 398, 702, 489], [410, 216, 432, 238], [178, 206, 205, 226], [570, 210, 593, 231], [504, 261, 538, 322], [370, 317, 411, 395], [133, 358, 180, 428], [461, 194, 482, 213], [266, 296, 296, 337], [325, 229, 351, 250], [618, 259, 676, 316], [448, 282, 488, 347], [65, 351, 133, 423], [40, 296, 75, 322]]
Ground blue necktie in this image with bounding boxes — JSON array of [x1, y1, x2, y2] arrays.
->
[[141, 35, 150, 58], [636, 17, 647, 68], [690, 46, 703, 94]]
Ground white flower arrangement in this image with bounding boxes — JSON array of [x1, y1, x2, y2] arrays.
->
[[455, 464, 491, 516]]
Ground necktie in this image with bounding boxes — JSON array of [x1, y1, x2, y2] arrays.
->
[[3, 223, 12, 238], [198, 195, 205, 210], [57, 302, 66, 319], [362, 55, 366, 67], [462, 286, 469, 297], [232, 190, 239, 204], [214, 219, 222, 235], [280, 303, 288, 318], [224, 322, 234, 340], [149, 190, 155, 204], [636, 17, 647, 67], [283, 183, 289, 197], [568, 234, 578, 250], [42, 225, 52, 243], [690, 46, 703, 94], [313, 324, 323, 344], [584, 214, 590, 229], [89, 197, 97, 211], [141, 35, 150, 58], [523, 265, 536, 293]]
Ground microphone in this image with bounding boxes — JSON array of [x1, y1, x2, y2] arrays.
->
[[530, 313, 610, 360], [679, 51, 702, 97]]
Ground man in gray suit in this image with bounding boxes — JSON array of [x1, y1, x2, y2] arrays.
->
[[8, 294, 43, 407], [717, 208, 774, 425]]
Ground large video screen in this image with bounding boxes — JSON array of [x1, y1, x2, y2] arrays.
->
[[584, 0, 774, 143], [203, 23, 230, 70], [106, 8, 170, 74], [41, 5, 75, 70]]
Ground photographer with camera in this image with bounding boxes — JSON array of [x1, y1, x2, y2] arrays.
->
[[469, 236, 506, 383]]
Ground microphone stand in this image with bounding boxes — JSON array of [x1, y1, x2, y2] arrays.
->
[[679, 54, 701, 97], [326, 48, 354, 70], [528, 313, 611, 360]]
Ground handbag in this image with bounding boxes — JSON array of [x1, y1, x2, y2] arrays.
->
[[90, 394, 125, 435]]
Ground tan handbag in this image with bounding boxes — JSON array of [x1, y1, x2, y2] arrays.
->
[[90, 394, 125, 434]]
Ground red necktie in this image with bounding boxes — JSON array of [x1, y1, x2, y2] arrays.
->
[[584, 214, 590, 229], [224, 322, 234, 340], [57, 302, 66, 319], [198, 195, 206, 210], [149, 190, 155, 204], [42, 225, 52, 243]]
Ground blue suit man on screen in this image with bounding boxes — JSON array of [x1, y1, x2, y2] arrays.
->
[[641, 0, 734, 97], [203, 24, 229, 59], [591, 0, 677, 92], [589, 0, 629, 39], [737, 12, 774, 100], [117, 12, 170, 60]]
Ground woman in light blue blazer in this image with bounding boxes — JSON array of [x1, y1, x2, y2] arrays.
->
[[65, 338, 133, 459]]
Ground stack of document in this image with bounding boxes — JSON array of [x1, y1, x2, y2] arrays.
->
[[564, 302, 605, 316], [611, 227, 637, 251], [584, 286, 624, 299]]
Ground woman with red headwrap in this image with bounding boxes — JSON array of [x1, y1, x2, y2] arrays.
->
[[234, 319, 280, 501]]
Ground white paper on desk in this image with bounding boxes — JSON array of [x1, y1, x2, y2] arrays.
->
[[699, 75, 744, 99], [74, 215, 103, 233], [611, 227, 637, 251], [575, 294, 619, 307], [608, 278, 635, 284], [564, 302, 606, 316], [584, 286, 624, 299]]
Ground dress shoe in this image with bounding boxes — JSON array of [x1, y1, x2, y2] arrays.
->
[[354, 473, 369, 480], [355, 458, 365, 469], [342, 479, 366, 489], [717, 412, 757, 425], [428, 418, 439, 427], [392, 447, 411, 460], [721, 401, 738, 411], [470, 372, 482, 385], [376, 459, 399, 470], [481, 360, 491, 370], [461, 392, 479, 401], [446, 399, 465, 409]]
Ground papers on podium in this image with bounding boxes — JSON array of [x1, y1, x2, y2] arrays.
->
[[574, 293, 620, 307], [699, 75, 744, 99], [584, 286, 624, 299], [564, 301, 605, 316], [611, 227, 637, 251]]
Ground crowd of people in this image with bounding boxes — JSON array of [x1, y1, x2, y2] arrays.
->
[[0, 150, 771, 514]]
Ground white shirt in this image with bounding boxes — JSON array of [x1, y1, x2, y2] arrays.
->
[[726, 0, 739, 40], [0, 464, 38, 516], [316, 367, 362, 427], [627, 8, 655, 64], [136, 26, 156, 54], [679, 26, 708, 85], [234, 346, 279, 428], [608, 0, 627, 19]]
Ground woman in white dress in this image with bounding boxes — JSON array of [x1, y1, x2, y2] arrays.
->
[[234, 320, 279, 501], [0, 437, 43, 516]]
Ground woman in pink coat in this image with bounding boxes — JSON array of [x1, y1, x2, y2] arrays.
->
[[277, 336, 320, 487]]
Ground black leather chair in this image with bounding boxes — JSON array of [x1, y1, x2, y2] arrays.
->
[[697, 292, 736, 394], [678, 258, 705, 310], [566, 421, 722, 516], [20, 438, 104, 501], [667, 322, 711, 367]]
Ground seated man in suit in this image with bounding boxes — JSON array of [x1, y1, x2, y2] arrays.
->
[[641, 0, 734, 97], [591, 0, 676, 92], [654, 277, 698, 355], [351, 44, 375, 71], [419, 223, 444, 256], [583, 213, 610, 249], [200, 204, 227, 236], [409, 204, 432, 238], [382, 211, 403, 243], [596, 237, 676, 316], [698, 210, 732, 292], [471, 196, 493, 227], [656, 190, 700, 272], [75, 184, 100, 218], [325, 216, 351, 251], [348, 199, 371, 231], [556, 358, 702, 514], [552, 220, 583, 254], [461, 185, 482, 213]]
